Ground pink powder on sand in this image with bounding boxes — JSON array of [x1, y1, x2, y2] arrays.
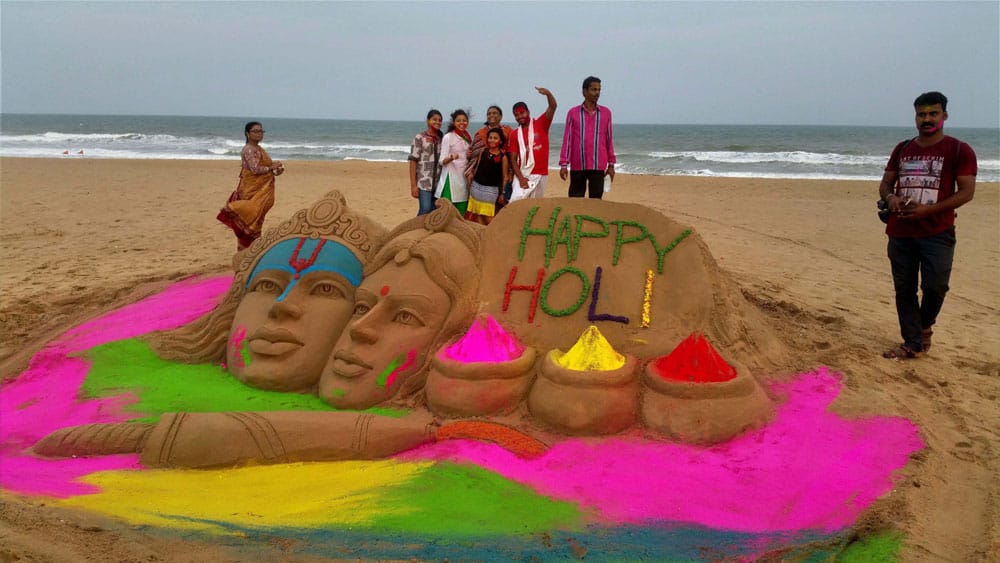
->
[[444, 315, 525, 363], [402, 367, 924, 533], [0, 275, 231, 497], [1, 275, 925, 537]]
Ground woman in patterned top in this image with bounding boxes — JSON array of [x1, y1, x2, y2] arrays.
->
[[408, 109, 443, 216]]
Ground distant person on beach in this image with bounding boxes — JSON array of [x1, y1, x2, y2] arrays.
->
[[559, 76, 616, 199], [467, 105, 514, 209], [409, 109, 444, 216], [878, 91, 977, 360], [217, 121, 284, 250], [464, 127, 509, 225], [507, 87, 557, 201], [435, 109, 472, 215]]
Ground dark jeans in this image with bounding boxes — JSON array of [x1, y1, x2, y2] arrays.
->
[[568, 170, 605, 199], [417, 189, 436, 216], [887, 229, 956, 350]]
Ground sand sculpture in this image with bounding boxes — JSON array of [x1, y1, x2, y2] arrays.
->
[[34, 197, 787, 467], [148, 190, 386, 392], [318, 204, 484, 409], [426, 315, 538, 417]]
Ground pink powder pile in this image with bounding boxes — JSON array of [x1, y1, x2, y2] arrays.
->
[[444, 315, 525, 363]]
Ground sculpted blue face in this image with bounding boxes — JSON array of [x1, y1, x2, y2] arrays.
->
[[226, 238, 363, 392]]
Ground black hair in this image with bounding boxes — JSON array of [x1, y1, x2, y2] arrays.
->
[[484, 105, 503, 126], [582, 76, 601, 90], [446, 109, 469, 133], [426, 109, 443, 138], [244, 121, 262, 141], [486, 126, 506, 146], [512, 101, 528, 113], [914, 91, 948, 111]]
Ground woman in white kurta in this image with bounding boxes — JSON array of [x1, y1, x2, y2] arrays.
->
[[435, 109, 471, 215]]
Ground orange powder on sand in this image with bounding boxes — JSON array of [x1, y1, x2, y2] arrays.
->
[[554, 325, 625, 371], [444, 315, 525, 363], [437, 421, 548, 458], [652, 332, 736, 383]]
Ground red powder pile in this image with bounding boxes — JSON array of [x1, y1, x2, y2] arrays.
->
[[651, 332, 736, 383]]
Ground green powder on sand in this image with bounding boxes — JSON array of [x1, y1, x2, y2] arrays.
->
[[838, 531, 903, 562], [368, 462, 582, 536], [82, 339, 405, 422]]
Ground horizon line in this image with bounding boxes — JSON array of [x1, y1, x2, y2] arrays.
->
[[3, 112, 998, 130]]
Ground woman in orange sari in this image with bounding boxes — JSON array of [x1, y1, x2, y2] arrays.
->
[[217, 121, 284, 249]]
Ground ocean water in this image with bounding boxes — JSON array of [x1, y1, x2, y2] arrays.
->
[[2, 114, 997, 182]]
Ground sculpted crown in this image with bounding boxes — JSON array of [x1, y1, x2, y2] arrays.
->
[[232, 190, 380, 279]]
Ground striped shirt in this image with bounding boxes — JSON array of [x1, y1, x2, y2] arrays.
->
[[559, 104, 616, 171]]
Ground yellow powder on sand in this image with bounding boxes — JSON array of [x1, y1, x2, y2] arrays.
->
[[55, 460, 429, 533], [554, 325, 625, 371]]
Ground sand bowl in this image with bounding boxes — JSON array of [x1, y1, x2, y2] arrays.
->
[[425, 316, 537, 417], [527, 326, 639, 435], [640, 333, 772, 444]]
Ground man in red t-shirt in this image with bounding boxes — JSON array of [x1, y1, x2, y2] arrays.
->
[[507, 86, 557, 201], [877, 91, 977, 360]]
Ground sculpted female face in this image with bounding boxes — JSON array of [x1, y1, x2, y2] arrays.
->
[[227, 237, 363, 392], [319, 256, 450, 409]]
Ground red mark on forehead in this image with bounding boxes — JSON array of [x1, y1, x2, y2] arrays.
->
[[380, 285, 390, 296], [289, 238, 326, 280]]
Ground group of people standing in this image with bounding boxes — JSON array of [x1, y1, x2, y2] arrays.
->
[[214, 87, 980, 369], [408, 76, 618, 224]]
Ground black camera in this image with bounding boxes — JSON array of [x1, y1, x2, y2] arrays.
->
[[877, 199, 890, 224]]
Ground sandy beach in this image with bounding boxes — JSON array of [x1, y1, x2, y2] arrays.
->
[[1, 157, 997, 560]]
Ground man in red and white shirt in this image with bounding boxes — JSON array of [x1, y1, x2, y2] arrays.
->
[[507, 86, 557, 201], [559, 76, 617, 199]]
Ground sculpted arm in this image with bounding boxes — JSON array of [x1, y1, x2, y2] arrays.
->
[[34, 411, 437, 469]]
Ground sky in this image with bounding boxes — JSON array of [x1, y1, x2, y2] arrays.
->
[[1, 1, 998, 127]]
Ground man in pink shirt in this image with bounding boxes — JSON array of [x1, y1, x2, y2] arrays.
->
[[507, 87, 557, 201], [559, 76, 616, 199]]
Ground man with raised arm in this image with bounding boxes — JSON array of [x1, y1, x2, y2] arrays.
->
[[507, 87, 557, 201]]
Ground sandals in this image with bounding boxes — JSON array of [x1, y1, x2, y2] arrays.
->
[[921, 329, 933, 353], [883, 344, 924, 360]]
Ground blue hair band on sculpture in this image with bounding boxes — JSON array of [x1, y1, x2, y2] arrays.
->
[[247, 237, 363, 302]]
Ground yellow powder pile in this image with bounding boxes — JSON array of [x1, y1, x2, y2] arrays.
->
[[554, 325, 625, 371]]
